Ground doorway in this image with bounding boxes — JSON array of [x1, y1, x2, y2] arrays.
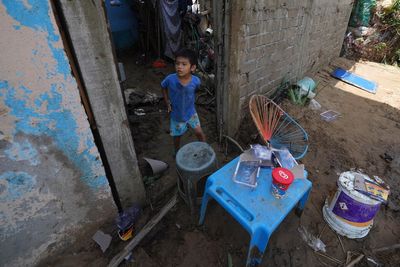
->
[[104, 0, 223, 201]]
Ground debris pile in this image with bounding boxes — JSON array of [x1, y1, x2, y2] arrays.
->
[[343, 0, 400, 65]]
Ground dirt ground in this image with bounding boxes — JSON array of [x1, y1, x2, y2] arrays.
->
[[120, 49, 219, 204], [40, 55, 400, 267]]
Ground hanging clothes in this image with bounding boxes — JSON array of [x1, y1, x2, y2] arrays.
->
[[159, 0, 182, 59], [178, 0, 192, 15]]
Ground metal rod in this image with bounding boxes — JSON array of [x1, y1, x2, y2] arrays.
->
[[345, 254, 364, 267], [373, 243, 400, 253], [318, 223, 327, 239], [223, 135, 245, 153], [314, 251, 343, 265], [337, 234, 346, 255]]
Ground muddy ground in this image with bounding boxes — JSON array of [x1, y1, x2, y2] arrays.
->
[[40, 55, 400, 266]]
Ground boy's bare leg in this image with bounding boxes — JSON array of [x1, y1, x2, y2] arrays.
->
[[194, 126, 206, 142], [173, 136, 181, 154]]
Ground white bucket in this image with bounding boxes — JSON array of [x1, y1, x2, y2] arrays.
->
[[322, 171, 381, 239]]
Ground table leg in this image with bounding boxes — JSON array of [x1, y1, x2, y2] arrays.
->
[[246, 228, 270, 267], [187, 179, 196, 215], [198, 191, 211, 225], [296, 187, 311, 217]]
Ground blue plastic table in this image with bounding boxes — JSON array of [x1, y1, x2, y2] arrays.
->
[[199, 157, 312, 266]]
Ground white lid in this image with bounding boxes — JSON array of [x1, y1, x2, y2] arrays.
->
[[338, 171, 381, 204]]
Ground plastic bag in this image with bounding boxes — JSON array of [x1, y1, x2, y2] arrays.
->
[[298, 225, 326, 253], [116, 204, 141, 231], [309, 99, 321, 110], [349, 0, 377, 27]]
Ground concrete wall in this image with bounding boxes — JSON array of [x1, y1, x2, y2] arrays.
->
[[0, 1, 115, 266], [225, 0, 353, 135]]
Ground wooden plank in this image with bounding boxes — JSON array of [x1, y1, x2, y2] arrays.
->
[[108, 194, 177, 267], [50, 0, 96, 128], [345, 254, 364, 267], [373, 243, 400, 253], [58, 0, 146, 206], [214, 0, 229, 142]]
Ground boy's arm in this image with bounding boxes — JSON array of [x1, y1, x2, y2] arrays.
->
[[161, 87, 172, 113]]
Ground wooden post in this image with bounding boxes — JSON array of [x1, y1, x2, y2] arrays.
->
[[58, 0, 146, 206]]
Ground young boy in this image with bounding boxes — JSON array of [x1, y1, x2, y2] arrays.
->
[[161, 48, 206, 155]]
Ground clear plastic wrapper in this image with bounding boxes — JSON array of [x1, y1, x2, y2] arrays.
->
[[232, 152, 261, 188], [272, 148, 298, 169]]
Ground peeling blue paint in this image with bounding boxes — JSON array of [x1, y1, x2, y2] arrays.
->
[[4, 139, 40, 166], [0, 171, 36, 201], [20, 85, 32, 96], [0, 81, 108, 189], [0, 2, 113, 265], [0, 0, 109, 190], [2, 0, 69, 77]]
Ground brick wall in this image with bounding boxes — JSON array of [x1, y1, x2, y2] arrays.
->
[[225, 0, 353, 135]]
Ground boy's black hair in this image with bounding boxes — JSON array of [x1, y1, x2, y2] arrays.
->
[[175, 48, 197, 66]]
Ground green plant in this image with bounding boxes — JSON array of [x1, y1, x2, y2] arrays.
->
[[374, 1, 400, 65], [379, 0, 400, 32], [374, 42, 387, 51], [287, 86, 308, 106], [395, 48, 400, 62]]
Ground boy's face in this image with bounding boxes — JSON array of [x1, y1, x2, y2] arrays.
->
[[175, 56, 196, 77]]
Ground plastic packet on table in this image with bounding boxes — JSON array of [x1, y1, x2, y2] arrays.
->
[[272, 148, 298, 169], [250, 144, 273, 167], [232, 152, 261, 188]]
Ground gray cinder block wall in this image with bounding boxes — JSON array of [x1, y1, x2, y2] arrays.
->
[[225, 0, 353, 135]]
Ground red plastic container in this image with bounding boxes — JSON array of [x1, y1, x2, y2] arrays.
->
[[271, 167, 294, 198]]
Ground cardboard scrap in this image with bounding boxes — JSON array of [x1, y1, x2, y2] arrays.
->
[[92, 230, 112, 253]]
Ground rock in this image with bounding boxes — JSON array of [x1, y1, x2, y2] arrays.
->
[[380, 152, 393, 163]]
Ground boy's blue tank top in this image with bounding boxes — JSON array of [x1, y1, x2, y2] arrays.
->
[[161, 74, 201, 122]]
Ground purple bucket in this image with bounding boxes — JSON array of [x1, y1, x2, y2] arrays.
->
[[323, 172, 381, 239]]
